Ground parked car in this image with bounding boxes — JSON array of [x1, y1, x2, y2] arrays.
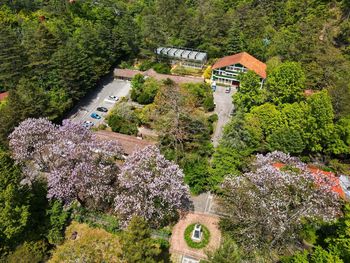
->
[[211, 81, 217, 92], [83, 121, 94, 128], [90, 113, 101, 119], [96, 106, 108, 112], [225, 87, 231, 93], [108, 95, 119, 101]]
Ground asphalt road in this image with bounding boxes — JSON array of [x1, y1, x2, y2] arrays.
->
[[68, 78, 131, 126], [212, 86, 235, 146], [190, 86, 235, 215]]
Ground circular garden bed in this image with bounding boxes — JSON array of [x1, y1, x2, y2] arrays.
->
[[184, 223, 210, 249]]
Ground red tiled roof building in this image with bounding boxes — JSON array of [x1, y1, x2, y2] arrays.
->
[[114, 68, 204, 84], [211, 52, 266, 87], [0, 92, 9, 102], [273, 162, 346, 199]]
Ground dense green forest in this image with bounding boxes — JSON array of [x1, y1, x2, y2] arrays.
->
[[1, 0, 349, 147], [0, 0, 139, 147], [1, 0, 350, 262]]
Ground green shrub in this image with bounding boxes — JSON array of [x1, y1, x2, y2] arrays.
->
[[171, 65, 188, 75], [184, 224, 210, 249], [107, 102, 139, 135], [153, 63, 171, 74], [131, 75, 159, 105], [299, 219, 319, 245], [49, 221, 121, 262], [131, 74, 145, 102], [300, 156, 311, 163], [205, 237, 241, 263], [119, 61, 134, 69], [280, 165, 301, 174], [183, 154, 210, 195], [203, 96, 215, 111], [108, 114, 138, 135], [328, 159, 350, 175], [47, 200, 70, 245], [71, 205, 120, 234], [182, 83, 214, 112], [172, 65, 203, 76], [6, 240, 49, 263], [208, 114, 218, 123], [91, 123, 107, 131], [137, 79, 159, 104], [155, 238, 170, 249], [139, 60, 155, 71]]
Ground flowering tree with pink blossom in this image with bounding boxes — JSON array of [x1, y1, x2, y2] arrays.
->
[[9, 118, 123, 208], [114, 145, 191, 227], [219, 151, 342, 253]]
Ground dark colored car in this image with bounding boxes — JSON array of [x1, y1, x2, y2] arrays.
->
[[97, 107, 108, 112]]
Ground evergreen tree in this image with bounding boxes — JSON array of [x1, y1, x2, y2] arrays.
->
[[0, 79, 50, 146], [328, 83, 350, 119], [205, 237, 241, 263], [50, 40, 93, 100], [23, 23, 59, 86], [120, 216, 161, 263], [0, 150, 30, 252], [225, 23, 245, 55], [0, 25, 26, 90]]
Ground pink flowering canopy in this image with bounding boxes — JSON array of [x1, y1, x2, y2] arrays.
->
[[9, 118, 123, 207], [114, 145, 191, 227], [219, 151, 342, 252]]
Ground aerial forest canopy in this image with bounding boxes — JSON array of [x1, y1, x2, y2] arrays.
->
[[0, 0, 349, 147], [1, 0, 350, 262]]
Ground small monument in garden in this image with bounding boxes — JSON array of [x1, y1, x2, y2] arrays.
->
[[191, 224, 202, 242]]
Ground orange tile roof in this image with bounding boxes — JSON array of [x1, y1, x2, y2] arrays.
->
[[212, 52, 267, 79], [95, 130, 156, 156], [114, 68, 140, 79], [303, 89, 317, 96], [114, 68, 204, 84], [272, 162, 345, 198], [0, 92, 9, 102]]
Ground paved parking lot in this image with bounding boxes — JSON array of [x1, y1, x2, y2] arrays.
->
[[68, 77, 131, 126]]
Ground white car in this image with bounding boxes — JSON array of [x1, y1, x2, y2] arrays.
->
[[108, 95, 119, 101], [83, 121, 94, 128]]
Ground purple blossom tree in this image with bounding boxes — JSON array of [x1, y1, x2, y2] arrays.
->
[[219, 151, 342, 253], [9, 118, 123, 208], [8, 118, 57, 169], [114, 145, 191, 227]]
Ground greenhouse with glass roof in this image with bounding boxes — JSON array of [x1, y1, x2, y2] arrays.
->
[[155, 47, 207, 68]]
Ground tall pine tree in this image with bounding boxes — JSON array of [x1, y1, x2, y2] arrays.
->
[[0, 25, 26, 91], [23, 23, 59, 87], [120, 216, 161, 263], [225, 23, 245, 55]]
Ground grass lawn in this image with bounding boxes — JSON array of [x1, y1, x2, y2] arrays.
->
[[49, 221, 122, 263]]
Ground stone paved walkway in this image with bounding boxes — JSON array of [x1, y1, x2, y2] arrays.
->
[[170, 212, 221, 260]]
